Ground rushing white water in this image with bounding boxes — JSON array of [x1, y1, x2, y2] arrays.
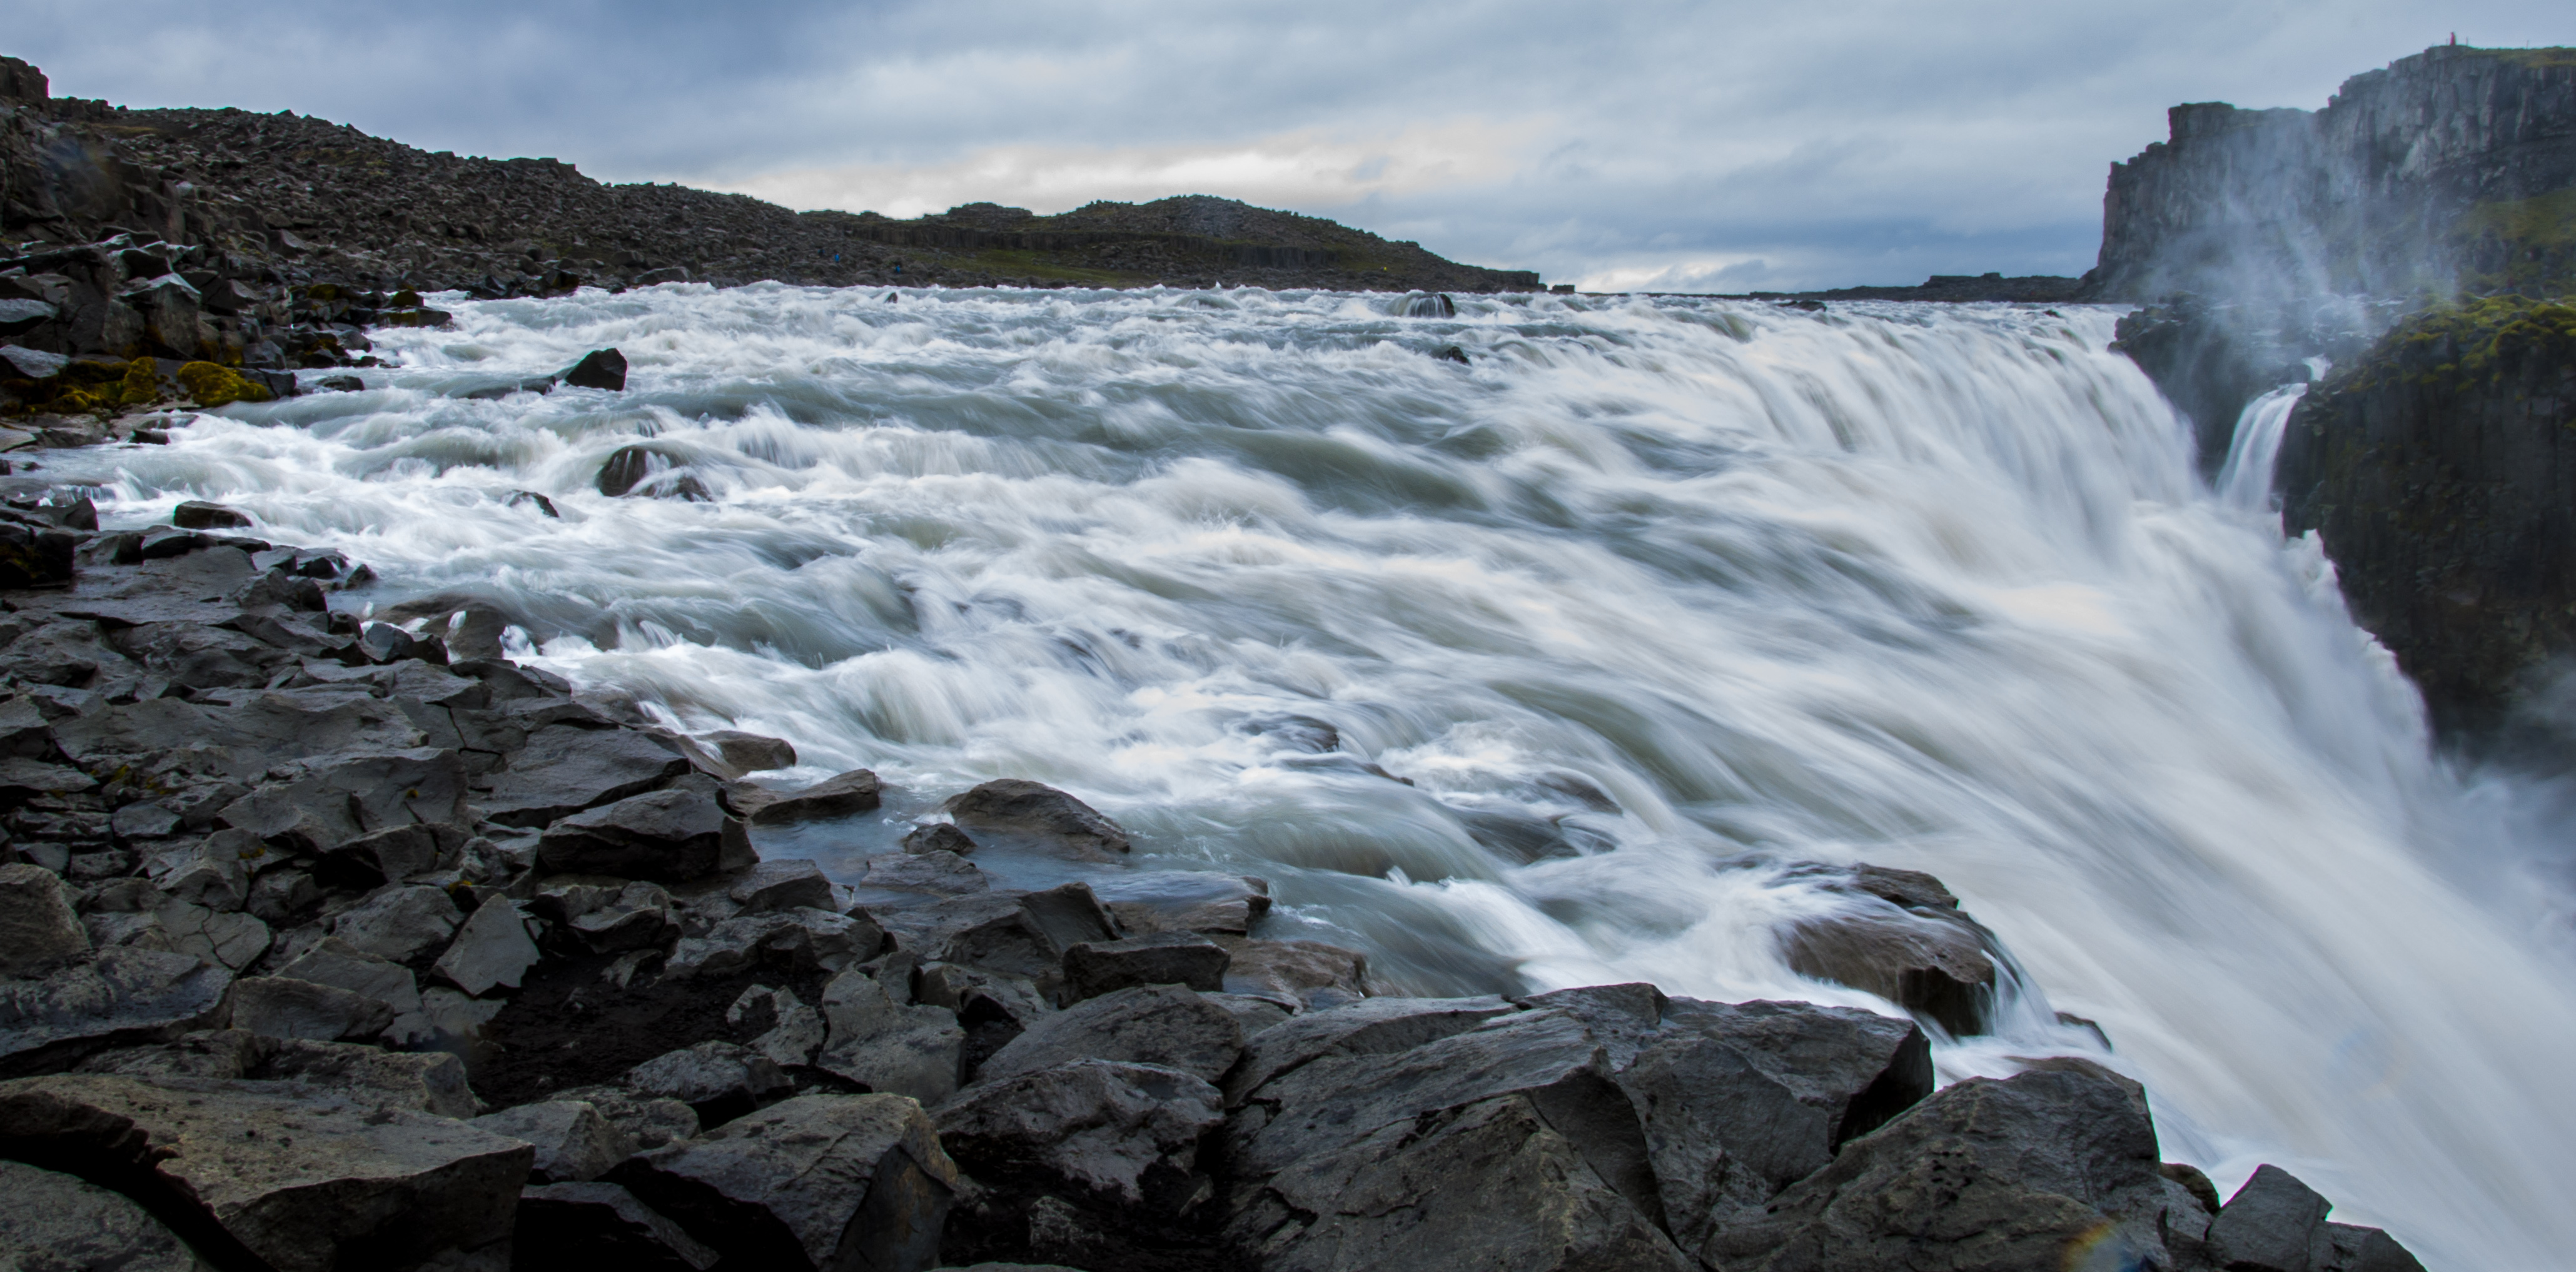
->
[[2215, 381, 2308, 513], [42, 285, 2576, 1267]]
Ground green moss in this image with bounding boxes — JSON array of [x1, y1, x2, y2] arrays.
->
[[2355, 295, 2576, 395], [2488, 47, 2576, 70], [175, 361, 271, 408]]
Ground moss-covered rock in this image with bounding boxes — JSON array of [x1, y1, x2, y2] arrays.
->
[[2276, 296, 2576, 734], [174, 360, 273, 408]]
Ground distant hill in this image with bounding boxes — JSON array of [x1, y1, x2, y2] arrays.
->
[[0, 54, 1542, 296]]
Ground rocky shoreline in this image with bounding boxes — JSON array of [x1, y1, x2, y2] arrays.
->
[[0, 433, 2428, 1268]]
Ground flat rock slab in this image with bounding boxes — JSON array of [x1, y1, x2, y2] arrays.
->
[[0, 1072, 532, 1272], [430, 896, 539, 996], [1062, 931, 1230, 1001], [1225, 994, 1518, 1106], [0, 947, 232, 1077], [483, 724, 691, 828], [977, 984, 1243, 1086], [327, 885, 461, 964], [0, 1158, 210, 1272], [739, 767, 881, 824], [727, 858, 835, 913], [226, 975, 395, 1042], [535, 788, 753, 883], [608, 1092, 961, 1272]]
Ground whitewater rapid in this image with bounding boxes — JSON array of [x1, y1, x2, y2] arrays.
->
[[42, 285, 2576, 1267]]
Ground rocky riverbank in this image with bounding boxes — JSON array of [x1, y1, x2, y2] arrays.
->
[[0, 421, 2428, 1268], [0, 55, 1539, 308]]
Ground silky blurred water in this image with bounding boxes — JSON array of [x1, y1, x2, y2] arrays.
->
[[42, 283, 2576, 1266]]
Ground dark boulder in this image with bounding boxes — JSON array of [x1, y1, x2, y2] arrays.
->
[[537, 788, 753, 882], [0, 1071, 532, 1272], [170, 500, 251, 530], [606, 1092, 960, 1272], [596, 445, 709, 501], [941, 778, 1128, 859], [225, 975, 395, 1042], [737, 767, 882, 824], [900, 822, 977, 855], [0, 1158, 206, 1272], [1403, 292, 1458, 318], [977, 984, 1243, 1085], [1659, 997, 1934, 1149], [0, 947, 233, 1076], [1223, 994, 1518, 1104], [561, 347, 627, 391], [486, 724, 693, 828], [624, 1040, 793, 1127], [0, 862, 89, 977], [1776, 867, 2001, 1036], [815, 965, 963, 1103], [933, 1059, 1226, 1268], [1061, 931, 1230, 1001]]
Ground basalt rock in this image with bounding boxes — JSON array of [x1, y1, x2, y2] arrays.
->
[[941, 779, 1128, 859], [739, 767, 882, 824], [977, 984, 1243, 1086], [468, 1099, 635, 1183], [1061, 931, 1231, 1001], [560, 347, 628, 391], [535, 787, 754, 883], [0, 1157, 210, 1272], [515, 1181, 719, 1271]]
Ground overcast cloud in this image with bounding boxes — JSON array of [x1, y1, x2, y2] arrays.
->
[[10, 1, 2567, 290]]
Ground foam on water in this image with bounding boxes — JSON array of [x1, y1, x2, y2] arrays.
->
[[44, 284, 2576, 1266]]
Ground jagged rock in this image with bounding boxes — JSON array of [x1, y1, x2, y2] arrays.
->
[[900, 822, 976, 855], [2208, 1164, 2333, 1272], [144, 832, 258, 910], [665, 907, 877, 979], [1225, 1008, 1662, 1238], [815, 965, 963, 1103], [728, 983, 826, 1069], [485, 724, 690, 827], [1204, 992, 1295, 1036], [0, 1158, 210, 1272], [470, 1099, 635, 1183], [979, 984, 1243, 1086], [561, 348, 628, 391], [0, 1072, 530, 1272], [1705, 1062, 2179, 1272], [0, 947, 232, 1076], [1062, 931, 1230, 1001], [226, 975, 395, 1042], [311, 822, 452, 888], [328, 884, 461, 962], [515, 1181, 718, 1271], [535, 788, 752, 882], [554, 1084, 700, 1150], [705, 729, 793, 771], [1223, 994, 1521, 1104], [276, 939, 422, 1019], [171, 500, 251, 529], [431, 896, 539, 995], [1230, 1092, 1692, 1272], [595, 445, 710, 501], [936, 1059, 1224, 1216], [727, 857, 834, 914], [941, 779, 1128, 859], [0, 861, 88, 976], [1779, 894, 1998, 1036], [1220, 936, 1369, 1009], [913, 962, 1057, 1071], [607, 1093, 959, 1272], [2324, 1222, 2429, 1272], [1517, 982, 1670, 1069], [740, 767, 881, 824], [874, 882, 1114, 1000], [859, 848, 987, 896], [530, 876, 680, 953], [1661, 997, 1934, 1148], [625, 1040, 792, 1124], [1619, 1029, 1834, 1250]]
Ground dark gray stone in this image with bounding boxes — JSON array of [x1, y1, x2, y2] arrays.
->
[[326, 884, 461, 963], [606, 1093, 961, 1272], [899, 822, 976, 856], [171, 500, 251, 529], [859, 849, 987, 896], [0, 1072, 530, 1272], [215, 748, 469, 854], [430, 895, 539, 996], [470, 1100, 635, 1183], [874, 882, 1115, 1001], [226, 975, 394, 1042], [665, 907, 878, 979], [742, 767, 882, 824], [515, 1181, 718, 1271], [561, 348, 628, 391], [1705, 1061, 2178, 1272], [1223, 994, 1518, 1104], [978, 984, 1243, 1086], [1063, 931, 1230, 1001], [2210, 1164, 2334, 1272], [816, 966, 963, 1103], [1218, 936, 1369, 1009], [935, 1059, 1223, 1217], [1096, 872, 1270, 936], [532, 877, 679, 953], [727, 857, 834, 914], [0, 1157, 211, 1272], [1619, 1031, 1830, 1251], [0, 947, 233, 1076], [0, 862, 88, 977], [535, 788, 752, 883], [485, 725, 691, 828], [941, 779, 1128, 859], [625, 1040, 792, 1123], [1661, 997, 1934, 1149], [705, 730, 793, 771], [553, 1084, 700, 1151]]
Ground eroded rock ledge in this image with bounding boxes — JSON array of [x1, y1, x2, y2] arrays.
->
[[0, 491, 2427, 1270]]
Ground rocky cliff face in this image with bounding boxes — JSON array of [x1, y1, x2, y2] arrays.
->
[[2084, 45, 2576, 303], [2276, 296, 2576, 735]]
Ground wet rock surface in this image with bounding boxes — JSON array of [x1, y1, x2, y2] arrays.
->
[[0, 485, 2425, 1271]]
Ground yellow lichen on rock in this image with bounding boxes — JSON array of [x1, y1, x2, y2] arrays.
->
[[174, 361, 273, 408], [115, 359, 164, 409]]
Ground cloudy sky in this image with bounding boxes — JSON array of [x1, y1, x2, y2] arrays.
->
[[11, 1, 2566, 290]]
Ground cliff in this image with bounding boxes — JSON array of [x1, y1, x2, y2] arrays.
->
[[2276, 296, 2576, 737], [2083, 45, 2576, 303]]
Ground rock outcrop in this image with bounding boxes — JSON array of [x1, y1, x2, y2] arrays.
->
[[2276, 296, 2576, 735]]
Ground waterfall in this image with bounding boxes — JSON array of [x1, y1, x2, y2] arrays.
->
[[46, 286, 2576, 1268]]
